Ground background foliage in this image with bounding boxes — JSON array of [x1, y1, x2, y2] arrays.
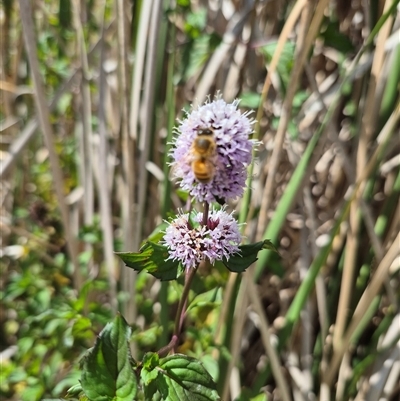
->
[[1, 0, 399, 400]]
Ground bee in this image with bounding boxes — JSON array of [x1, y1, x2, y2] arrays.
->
[[190, 127, 217, 183]]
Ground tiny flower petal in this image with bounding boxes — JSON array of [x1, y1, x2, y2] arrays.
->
[[170, 98, 256, 203]]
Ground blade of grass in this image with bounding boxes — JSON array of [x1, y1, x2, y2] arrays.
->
[[378, 38, 400, 130]]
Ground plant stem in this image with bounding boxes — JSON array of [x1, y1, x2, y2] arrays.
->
[[174, 265, 198, 338], [202, 201, 210, 226], [159, 201, 210, 356], [158, 264, 199, 357]]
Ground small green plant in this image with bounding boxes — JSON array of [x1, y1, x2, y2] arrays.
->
[[66, 97, 277, 400]]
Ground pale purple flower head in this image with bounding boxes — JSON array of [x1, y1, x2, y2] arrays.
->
[[170, 98, 255, 203], [162, 208, 241, 269]]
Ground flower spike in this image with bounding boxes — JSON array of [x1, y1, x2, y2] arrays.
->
[[162, 208, 241, 269], [170, 98, 256, 203]]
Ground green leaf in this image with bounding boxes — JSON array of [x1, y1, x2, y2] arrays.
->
[[187, 287, 222, 312], [80, 314, 137, 401], [116, 242, 184, 281], [236, 390, 268, 401], [260, 42, 296, 90], [141, 353, 160, 385], [65, 383, 83, 399], [238, 92, 261, 109], [146, 222, 169, 244], [184, 8, 207, 37], [21, 382, 44, 401], [320, 19, 354, 54], [223, 240, 279, 273], [72, 316, 93, 341], [141, 354, 220, 401], [143, 352, 160, 371]]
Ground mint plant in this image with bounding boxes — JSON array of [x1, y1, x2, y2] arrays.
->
[[67, 97, 277, 400]]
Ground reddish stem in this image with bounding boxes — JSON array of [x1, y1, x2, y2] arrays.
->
[[158, 201, 209, 356], [202, 201, 209, 227]]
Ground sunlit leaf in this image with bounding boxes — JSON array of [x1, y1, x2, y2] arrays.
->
[[116, 242, 184, 281], [80, 314, 137, 401], [141, 353, 220, 401], [223, 240, 279, 273]]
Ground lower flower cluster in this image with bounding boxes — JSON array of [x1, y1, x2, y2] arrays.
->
[[162, 209, 241, 269]]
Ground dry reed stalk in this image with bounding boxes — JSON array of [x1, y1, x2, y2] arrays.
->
[[246, 276, 292, 401], [97, 0, 118, 313], [18, 0, 82, 290], [71, 0, 94, 227], [194, 0, 255, 105], [135, 0, 163, 253], [115, 0, 136, 325], [129, 1, 152, 142]]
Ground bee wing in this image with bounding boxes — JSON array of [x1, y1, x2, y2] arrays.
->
[[169, 151, 194, 181]]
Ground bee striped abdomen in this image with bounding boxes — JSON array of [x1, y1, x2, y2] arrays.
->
[[190, 128, 216, 183]]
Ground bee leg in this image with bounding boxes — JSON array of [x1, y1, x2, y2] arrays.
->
[[214, 196, 226, 206]]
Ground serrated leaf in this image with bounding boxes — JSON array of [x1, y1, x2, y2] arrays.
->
[[187, 287, 222, 312], [223, 240, 279, 273], [80, 314, 137, 401], [154, 354, 220, 401], [116, 242, 184, 281], [141, 353, 161, 386], [261, 239, 280, 253]]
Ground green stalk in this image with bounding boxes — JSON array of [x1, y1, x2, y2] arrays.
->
[[378, 43, 400, 131], [158, 0, 177, 349], [216, 273, 241, 394]]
